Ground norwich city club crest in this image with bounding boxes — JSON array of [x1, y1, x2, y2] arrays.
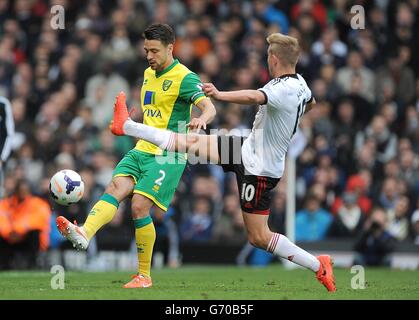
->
[[162, 79, 173, 91]]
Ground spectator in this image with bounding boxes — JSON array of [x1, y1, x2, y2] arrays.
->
[[268, 191, 286, 234], [411, 209, 419, 245], [0, 179, 51, 269], [336, 50, 375, 104], [213, 193, 247, 244], [311, 26, 347, 60], [291, 0, 327, 30], [328, 191, 366, 238], [84, 59, 130, 128], [387, 196, 411, 241], [296, 193, 333, 242], [254, 0, 289, 34], [378, 177, 400, 210], [173, 17, 211, 60], [399, 148, 419, 190], [152, 206, 181, 268], [9, 97, 28, 151], [355, 115, 398, 165], [0, 96, 14, 197], [180, 196, 213, 243], [333, 99, 357, 171], [376, 49, 416, 107], [354, 207, 396, 266], [358, 32, 381, 71], [318, 63, 343, 103], [331, 174, 372, 215], [309, 26, 346, 78]]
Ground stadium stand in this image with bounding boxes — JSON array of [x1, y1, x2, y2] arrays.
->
[[0, 0, 418, 270]]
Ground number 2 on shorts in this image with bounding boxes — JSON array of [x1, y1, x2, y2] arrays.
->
[[155, 170, 166, 186]]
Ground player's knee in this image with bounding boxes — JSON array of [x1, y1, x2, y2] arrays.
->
[[247, 232, 267, 249], [131, 199, 152, 218], [248, 229, 270, 249], [105, 179, 132, 201], [105, 180, 119, 196]]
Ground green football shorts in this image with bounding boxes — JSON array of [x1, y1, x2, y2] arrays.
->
[[113, 149, 186, 211]]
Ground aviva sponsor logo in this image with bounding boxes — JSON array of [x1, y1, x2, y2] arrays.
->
[[143, 108, 162, 118]]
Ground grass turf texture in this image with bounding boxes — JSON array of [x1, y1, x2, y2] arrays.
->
[[1, 265, 418, 300]]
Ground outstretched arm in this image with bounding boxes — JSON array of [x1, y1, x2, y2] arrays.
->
[[202, 83, 266, 106]]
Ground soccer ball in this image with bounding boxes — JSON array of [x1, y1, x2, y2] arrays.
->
[[49, 169, 84, 206]]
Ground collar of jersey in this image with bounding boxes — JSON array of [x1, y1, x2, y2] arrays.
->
[[277, 73, 298, 79], [155, 59, 179, 78]]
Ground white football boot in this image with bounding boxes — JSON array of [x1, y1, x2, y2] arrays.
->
[[56, 216, 89, 250]]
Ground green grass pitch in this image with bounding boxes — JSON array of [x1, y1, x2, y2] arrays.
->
[[1, 265, 418, 300]]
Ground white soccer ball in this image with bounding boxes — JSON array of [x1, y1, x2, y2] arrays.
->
[[49, 169, 84, 206]]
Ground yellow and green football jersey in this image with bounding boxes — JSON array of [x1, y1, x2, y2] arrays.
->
[[136, 59, 206, 155]]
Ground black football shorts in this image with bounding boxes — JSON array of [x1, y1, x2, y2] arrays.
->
[[217, 135, 280, 214]]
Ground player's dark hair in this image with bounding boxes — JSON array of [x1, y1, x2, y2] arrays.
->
[[143, 23, 175, 46]]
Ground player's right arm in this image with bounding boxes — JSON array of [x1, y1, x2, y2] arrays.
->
[[304, 97, 316, 114], [202, 83, 266, 106]]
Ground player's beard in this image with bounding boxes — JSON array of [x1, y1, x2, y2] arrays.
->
[[149, 61, 158, 70], [151, 56, 168, 72]]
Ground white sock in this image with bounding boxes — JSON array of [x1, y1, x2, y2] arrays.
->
[[123, 119, 175, 151], [267, 233, 320, 272]]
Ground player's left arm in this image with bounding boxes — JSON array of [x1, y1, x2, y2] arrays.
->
[[304, 97, 316, 114], [189, 98, 216, 130], [180, 73, 217, 131]]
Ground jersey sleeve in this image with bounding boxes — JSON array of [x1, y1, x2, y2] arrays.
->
[[300, 75, 313, 103], [179, 72, 206, 105], [306, 88, 314, 104], [258, 81, 284, 109]]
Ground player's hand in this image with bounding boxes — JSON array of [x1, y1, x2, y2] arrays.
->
[[188, 118, 207, 131], [202, 83, 220, 99]]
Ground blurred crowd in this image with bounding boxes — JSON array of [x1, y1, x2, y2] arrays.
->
[[0, 0, 418, 269]]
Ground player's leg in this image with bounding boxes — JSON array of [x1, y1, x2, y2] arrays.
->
[[242, 212, 320, 270], [123, 119, 220, 163], [123, 193, 155, 288], [56, 176, 134, 250], [111, 90, 220, 163], [242, 212, 336, 292], [82, 176, 134, 239], [56, 150, 140, 250], [237, 172, 336, 292], [123, 152, 185, 288]]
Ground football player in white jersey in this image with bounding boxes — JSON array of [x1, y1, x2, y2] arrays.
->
[[111, 33, 336, 292]]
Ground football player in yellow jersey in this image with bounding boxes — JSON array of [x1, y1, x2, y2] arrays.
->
[[56, 23, 216, 288]]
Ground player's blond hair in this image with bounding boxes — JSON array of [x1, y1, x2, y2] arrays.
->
[[266, 33, 300, 67]]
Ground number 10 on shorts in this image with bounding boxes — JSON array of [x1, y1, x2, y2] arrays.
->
[[241, 183, 255, 201]]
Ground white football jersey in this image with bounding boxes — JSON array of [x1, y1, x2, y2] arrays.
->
[[241, 73, 313, 178]]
